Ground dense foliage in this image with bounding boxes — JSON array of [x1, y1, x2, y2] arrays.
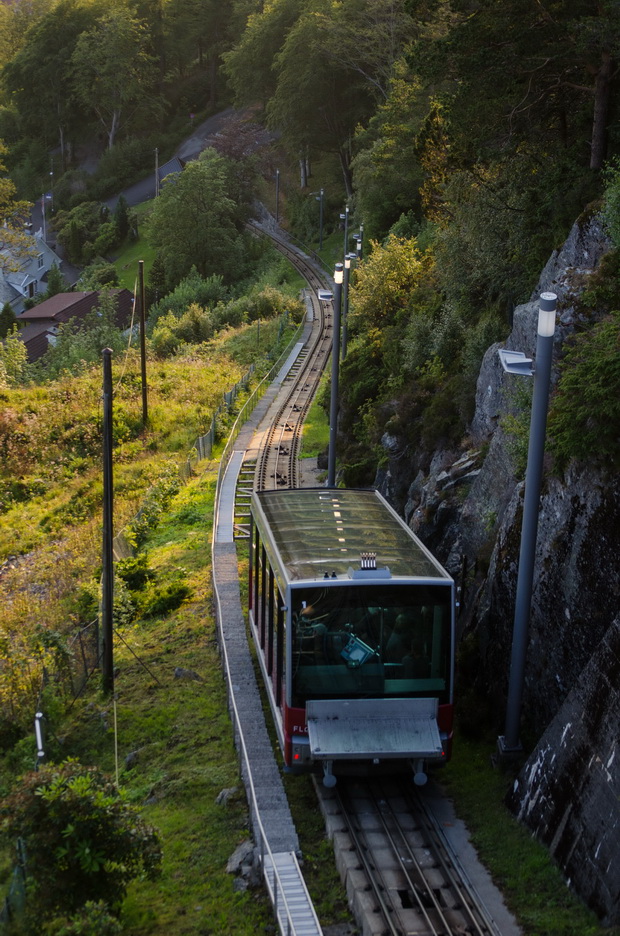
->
[[549, 311, 620, 471], [148, 147, 257, 288], [220, 0, 616, 480], [1, 759, 161, 926], [0, 0, 615, 482]]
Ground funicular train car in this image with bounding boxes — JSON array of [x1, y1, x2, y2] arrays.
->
[[248, 488, 455, 786]]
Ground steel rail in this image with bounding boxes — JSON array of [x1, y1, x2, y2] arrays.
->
[[334, 783, 403, 936], [332, 779, 503, 936], [410, 786, 502, 936], [369, 782, 467, 936]]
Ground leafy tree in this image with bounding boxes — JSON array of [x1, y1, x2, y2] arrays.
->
[[410, 0, 620, 171], [0, 0, 56, 69], [352, 58, 426, 239], [54, 202, 110, 265], [0, 326, 28, 387], [266, 1, 378, 195], [2, 0, 98, 170], [0, 759, 161, 923], [42, 901, 122, 936], [112, 194, 130, 242], [222, 0, 303, 108], [44, 263, 68, 300], [164, 0, 232, 106], [92, 220, 119, 258], [349, 233, 426, 333], [78, 260, 120, 290], [0, 301, 16, 339], [0, 143, 33, 266], [148, 148, 255, 287], [71, 8, 160, 149], [146, 253, 167, 308]]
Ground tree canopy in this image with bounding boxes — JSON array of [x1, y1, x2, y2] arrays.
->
[[148, 147, 256, 288]]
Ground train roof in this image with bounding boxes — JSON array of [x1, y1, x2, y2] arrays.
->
[[252, 488, 452, 585]]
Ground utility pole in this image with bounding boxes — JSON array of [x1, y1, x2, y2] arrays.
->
[[138, 260, 148, 426], [101, 349, 114, 695]]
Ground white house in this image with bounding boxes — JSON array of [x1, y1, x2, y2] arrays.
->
[[0, 234, 63, 314]]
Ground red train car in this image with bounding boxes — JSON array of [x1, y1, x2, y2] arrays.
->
[[248, 488, 455, 787]]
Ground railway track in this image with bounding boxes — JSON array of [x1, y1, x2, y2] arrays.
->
[[247, 223, 334, 492], [318, 777, 503, 936]]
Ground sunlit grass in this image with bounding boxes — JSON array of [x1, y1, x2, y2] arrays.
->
[[300, 377, 329, 458], [112, 203, 157, 291]]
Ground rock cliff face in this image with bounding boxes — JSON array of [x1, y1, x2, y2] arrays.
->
[[506, 616, 620, 925], [375, 212, 620, 922]]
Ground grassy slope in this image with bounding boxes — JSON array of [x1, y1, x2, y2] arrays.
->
[[0, 319, 294, 933]]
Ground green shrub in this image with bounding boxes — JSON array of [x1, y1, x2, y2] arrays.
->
[[126, 467, 181, 547], [54, 202, 110, 265], [140, 581, 193, 618], [0, 477, 47, 514], [43, 901, 122, 936], [113, 578, 137, 629], [0, 327, 29, 387], [1, 759, 161, 924], [115, 553, 152, 592], [148, 269, 228, 327], [602, 159, 620, 247], [78, 261, 120, 290]]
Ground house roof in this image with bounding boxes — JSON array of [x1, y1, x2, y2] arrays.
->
[[16, 289, 135, 362], [16, 322, 58, 363], [18, 291, 98, 323], [158, 156, 185, 182]]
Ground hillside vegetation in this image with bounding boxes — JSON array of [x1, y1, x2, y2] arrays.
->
[[1, 1, 620, 931], [1, 0, 618, 482]]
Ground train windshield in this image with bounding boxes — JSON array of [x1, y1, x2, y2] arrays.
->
[[290, 584, 452, 707]]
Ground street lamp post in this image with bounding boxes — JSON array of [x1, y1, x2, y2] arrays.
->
[[342, 252, 356, 361], [327, 263, 344, 487], [275, 169, 280, 224], [497, 292, 557, 756], [316, 188, 324, 250], [353, 224, 364, 261], [340, 205, 349, 259]]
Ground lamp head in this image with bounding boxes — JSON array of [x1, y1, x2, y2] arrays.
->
[[538, 292, 557, 337], [334, 262, 344, 285]]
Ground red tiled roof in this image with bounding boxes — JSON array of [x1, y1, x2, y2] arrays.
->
[[16, 289, 135, 362]]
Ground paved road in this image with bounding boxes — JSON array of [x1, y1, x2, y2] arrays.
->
[[106, 106, 237, 209]]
